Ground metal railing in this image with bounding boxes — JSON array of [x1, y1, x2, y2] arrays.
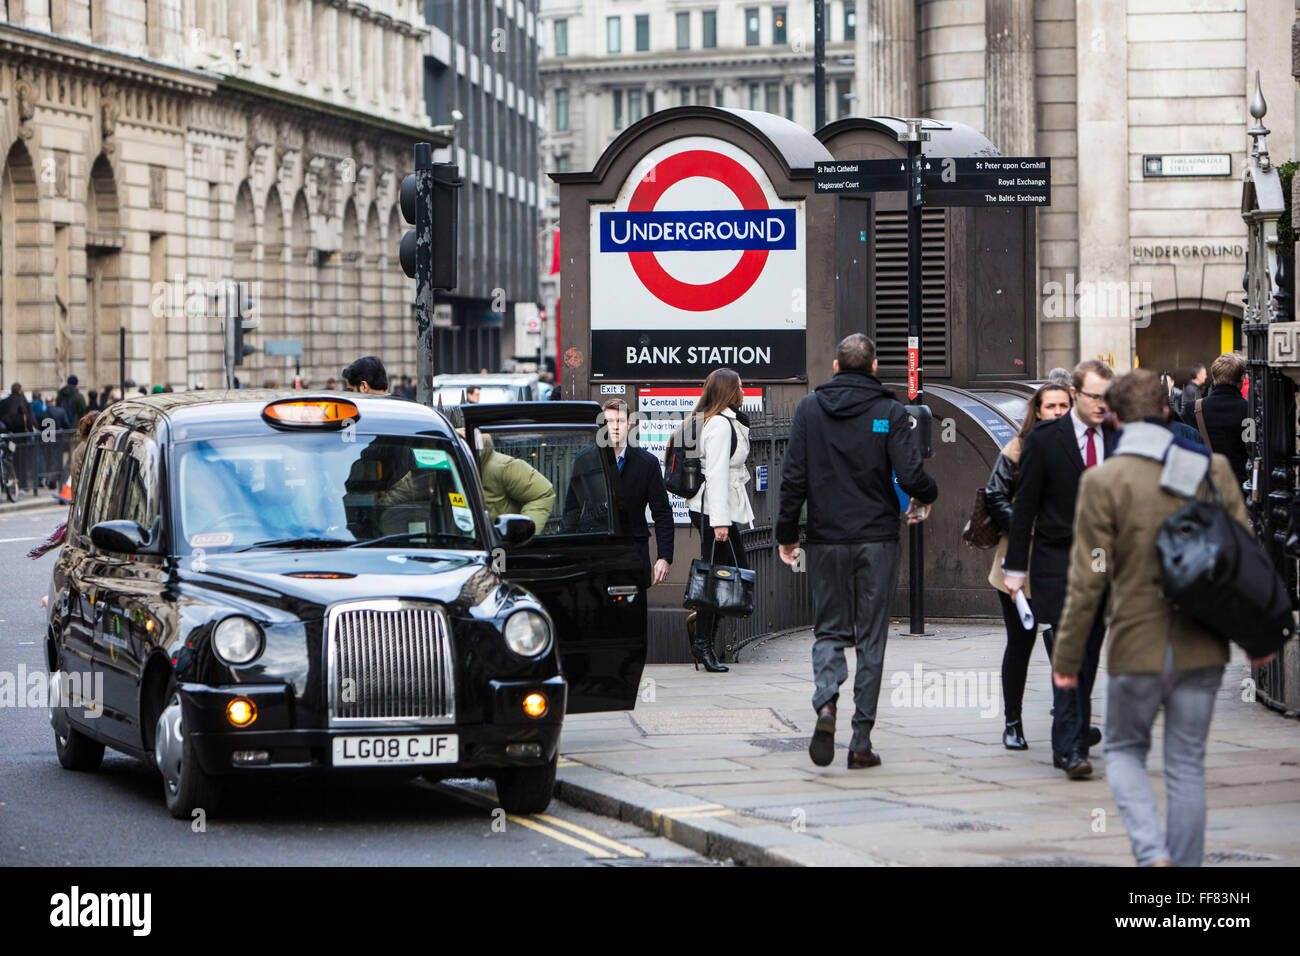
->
[[715, 402, 814, 661], [0, 428, 76, 499]]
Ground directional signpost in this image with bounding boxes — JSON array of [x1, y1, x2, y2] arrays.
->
[[815, 124, 1053, 635]]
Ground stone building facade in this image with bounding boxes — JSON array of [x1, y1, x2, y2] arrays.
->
[[537, 1, 1294, 379], [860, 0, 1294, 375], [536, 0, 858, 346], [424, 0, 544, 374], [0, 0, 437, 398]]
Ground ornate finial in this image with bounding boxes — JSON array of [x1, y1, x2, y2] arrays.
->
[[1248, 70, 1272, 170], [1249, 70, 1267, 120]]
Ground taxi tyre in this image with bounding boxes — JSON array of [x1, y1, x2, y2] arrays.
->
[[493, 753, 557, 815], [155, 684, 224, 820], [54, 722, 105, 772]]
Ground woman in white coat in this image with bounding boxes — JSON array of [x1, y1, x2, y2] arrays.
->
[[680, 368, 755, 672]]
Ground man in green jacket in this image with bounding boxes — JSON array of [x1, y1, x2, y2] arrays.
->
[[1053, 369, 1277, 867], [476, 432, 555, 534]]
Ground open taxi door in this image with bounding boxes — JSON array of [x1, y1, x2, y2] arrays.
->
[[460, 402, 647, 713]]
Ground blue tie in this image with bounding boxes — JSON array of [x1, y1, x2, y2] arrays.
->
[[617, 453, 624, 471]]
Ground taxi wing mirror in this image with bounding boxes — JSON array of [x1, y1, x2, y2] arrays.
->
[[494, 514, 535, 549], [90, 516, 164, 555]]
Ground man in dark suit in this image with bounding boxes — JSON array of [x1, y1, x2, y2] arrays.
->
[[1181, 352, 1249, 487], [1004, 359, 1116, 779], [562, 398, 673, 588]]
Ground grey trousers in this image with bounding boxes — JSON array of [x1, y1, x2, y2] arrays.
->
[[1105, 643, 1224, 867], [809, 540, 901, 752]]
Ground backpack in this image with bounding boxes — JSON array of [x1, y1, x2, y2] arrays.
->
[[1156, 466, 1294, 659], [663, 415, 737, 500]]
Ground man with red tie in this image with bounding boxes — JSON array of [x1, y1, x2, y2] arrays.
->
[[1004, 359, 1116, 778]]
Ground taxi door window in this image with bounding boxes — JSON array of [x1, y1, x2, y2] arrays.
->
[[83, 448, 128, 532], [474, 428, 612, 537], [119, 438, 160, 529]]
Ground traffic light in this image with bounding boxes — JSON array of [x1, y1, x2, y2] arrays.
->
[[399, 152, 461, 291], [225, 280, 256, 367]]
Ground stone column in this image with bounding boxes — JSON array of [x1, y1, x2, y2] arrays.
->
[[1075, 0, 1130, 367], [984, 0, 1035, 156], [856, 0, 917, 117], [1249, 0, 1294, 170]]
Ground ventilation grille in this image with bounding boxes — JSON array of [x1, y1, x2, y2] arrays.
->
[[872, 207, 948, 375]]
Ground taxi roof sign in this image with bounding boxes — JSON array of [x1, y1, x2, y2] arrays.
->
[[262, 398, 359, 428]]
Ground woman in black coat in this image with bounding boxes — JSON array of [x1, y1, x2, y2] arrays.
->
[[984, 382, 1071, 749]]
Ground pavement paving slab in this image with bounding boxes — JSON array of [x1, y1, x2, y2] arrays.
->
[[554, 622, 1300, 866]]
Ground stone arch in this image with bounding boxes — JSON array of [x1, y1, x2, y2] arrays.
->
[[79, 152, 122, 391], [289, 190, 315, 383], [340, 198, 361, 364], [385, 203, 414, 375], [1135, 296, 1245, 383], [260, 184, 287, 385], [232, 180, 257, 386], [361, 203, 385, 368]]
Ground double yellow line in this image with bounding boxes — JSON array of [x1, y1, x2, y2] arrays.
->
[[439, 780, 646, 860]]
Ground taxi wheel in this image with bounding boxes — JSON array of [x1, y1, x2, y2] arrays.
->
[[54, 724, 104, 772], [155, 689, 223, 820], [493, 754, 557, 815]]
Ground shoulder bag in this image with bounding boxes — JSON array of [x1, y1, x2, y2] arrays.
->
[[1156, 468, 1294, 658], [683, 513, 755, 618]]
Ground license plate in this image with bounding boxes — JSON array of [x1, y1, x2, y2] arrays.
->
[[332, 733, 459, 767]]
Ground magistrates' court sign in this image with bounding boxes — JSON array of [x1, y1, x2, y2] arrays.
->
[[590, 136, 807, 379]]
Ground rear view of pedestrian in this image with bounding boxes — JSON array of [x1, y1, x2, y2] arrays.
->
[[1181, 352, 1249, 486], [1053, 369, 1276, 866], [777, 334, 937, 769]]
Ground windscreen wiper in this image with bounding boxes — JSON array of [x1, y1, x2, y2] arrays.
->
[[346, 532, 471, 549], [237, 536, 353, 552]]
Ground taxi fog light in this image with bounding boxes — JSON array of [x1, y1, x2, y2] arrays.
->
[[232, 749, 270, 765], [503, 611, 551, 658], [506, 743, 543, 758], [521, 693, 548, 719], [213, 616, 264, 665], [226, 698, 258, 727]]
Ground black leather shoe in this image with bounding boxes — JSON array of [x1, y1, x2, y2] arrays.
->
[[1002, 721, 1028, 750], [1052, 751, 1064, 769], [1087, 726, 1102, 748], [847, 749, 882, 769], [1062, 750, 1092, 779], [809, 703, 836, 767]]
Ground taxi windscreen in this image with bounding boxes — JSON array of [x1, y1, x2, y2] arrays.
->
[[173, 434, 480, 553]]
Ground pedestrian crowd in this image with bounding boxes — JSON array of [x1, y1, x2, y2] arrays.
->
[[26, 340, 1287, 870]]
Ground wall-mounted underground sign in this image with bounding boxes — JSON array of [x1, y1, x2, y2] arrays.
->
[[590, 136, 807, 381]]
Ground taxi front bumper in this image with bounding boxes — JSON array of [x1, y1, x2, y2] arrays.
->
[[180, 678, 565, 777]]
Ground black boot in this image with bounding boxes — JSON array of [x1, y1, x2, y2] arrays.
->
[[1002, 720, 1028, 750], [688, 613, 728, 672]]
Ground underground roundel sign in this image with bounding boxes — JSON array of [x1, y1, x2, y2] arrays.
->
[[589, 136, 806, 380]]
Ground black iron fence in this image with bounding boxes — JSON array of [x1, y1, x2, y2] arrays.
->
[[716, 402, 814, 661], [0, 428, 76, 498]]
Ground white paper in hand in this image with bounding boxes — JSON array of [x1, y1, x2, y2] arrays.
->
[[1014, 590, 1034, 630]]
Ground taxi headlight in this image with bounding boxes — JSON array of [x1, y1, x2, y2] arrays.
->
[[213, 616, 264, 665], [503, 610, 551, 658]]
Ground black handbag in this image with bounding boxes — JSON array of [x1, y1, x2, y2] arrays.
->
[[961, 488, 1000, 550], [683, 526, 755, 619], [1156, 470, 1295, 659]]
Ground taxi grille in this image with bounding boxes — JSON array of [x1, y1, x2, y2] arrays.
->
[[327, 602, 456, 725]]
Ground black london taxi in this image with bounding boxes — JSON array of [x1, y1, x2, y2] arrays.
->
[[45, 391, 645, 818]]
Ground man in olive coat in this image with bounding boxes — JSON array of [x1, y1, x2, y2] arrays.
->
[[1053, 369, 1277, 867]]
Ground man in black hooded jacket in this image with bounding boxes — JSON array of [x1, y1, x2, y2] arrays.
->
[[777, 333, 938, 770]]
